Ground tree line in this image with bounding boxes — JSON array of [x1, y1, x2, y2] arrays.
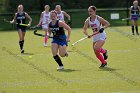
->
[[0, 0, 136, 12]]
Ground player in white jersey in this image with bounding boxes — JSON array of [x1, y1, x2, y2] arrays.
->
[[38, 5, 51, 46], [55, 5, 71, 24], [83, 6, 110, 68]]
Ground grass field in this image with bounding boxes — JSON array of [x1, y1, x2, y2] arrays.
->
[[0, 26, 140, 93]]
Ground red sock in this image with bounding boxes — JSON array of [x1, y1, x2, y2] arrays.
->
[[44, 37, 48, 44], [96, 49, 106, 64], [99, 48, 106, 53]]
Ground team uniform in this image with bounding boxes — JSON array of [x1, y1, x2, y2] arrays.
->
[[130, 6, 139, 20], [57, 11, 65, 22], [131, 6, 139, 20], [87, 15, 108, 68], [130, 5, 139, 35], [42, 11, 51, 30], [88, 15, 106, 42], [49, 20, 67, 46], [16, 12, 27, 32]]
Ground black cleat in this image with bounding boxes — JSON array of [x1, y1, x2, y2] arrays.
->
[[132, 33, 135, 35], [136, 33, 139, 35], [99, 63, 107, 68], [103, 50, 108, 60], [65, 52, 68, 57], [21, 49, 24, 54]]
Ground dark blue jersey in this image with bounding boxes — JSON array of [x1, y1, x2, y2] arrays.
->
[[49, 20, 65, 37], [131, 6, 139, 15], [16, 12, 26, 29]]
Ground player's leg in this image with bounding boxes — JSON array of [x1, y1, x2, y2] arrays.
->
[[18, 29, 25, 53], [44, 28, 49, 46], [51, 43, 64, 70], [131, 20, 135, 35], [93, 40, 107, 68], [99, 47, 108, 60], [134, 20, 139, 35], [59, 45, 68, 57]]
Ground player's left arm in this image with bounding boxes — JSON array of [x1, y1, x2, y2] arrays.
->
[[59, 21, 71, 42], [10, 13, 17, 24], [47, 26, 51, 38], [138, 6, 140, 16], [63, 11, 71, 21], [98, 16, 110, 33], [25, 12, 32, 26]]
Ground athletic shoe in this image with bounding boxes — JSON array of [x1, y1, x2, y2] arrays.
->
[[57, 66, 64, 70], [43, 43, 48, 47], [99, 63, 107, 68], [21, 49, 24, 54], [136, 33, 139, 35], [132, 33, 135, 35], [103, 50, 108, 60], [65, 52, 68, 57]]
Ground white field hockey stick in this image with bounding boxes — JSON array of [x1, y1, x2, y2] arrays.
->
[[121, 17, 131, 21], [71, 32, 99, 46]]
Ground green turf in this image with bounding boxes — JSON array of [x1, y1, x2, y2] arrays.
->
[[0, 27, 140, 93]]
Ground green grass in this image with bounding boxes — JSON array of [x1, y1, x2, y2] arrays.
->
[[0, 27, 140, 93]]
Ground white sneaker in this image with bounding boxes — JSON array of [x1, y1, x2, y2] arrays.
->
[[57, 66, 64, 70], [43, 43, 48, 47]]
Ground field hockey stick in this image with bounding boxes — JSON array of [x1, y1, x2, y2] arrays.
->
[[3, 19, 29, 27], [31, 25, 44, 37], [121, 15, 140, 21], [121, 17, 131, 21], [71, 32, 99, 46], [32, 27, 53, 38], [30, 25, 45, 37], [33, 29, 45, 37], [31, 22, 50, 37]]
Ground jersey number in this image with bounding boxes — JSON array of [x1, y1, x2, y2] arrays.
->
[[92, 28, 98, 32], [20, 19, 23, 24]]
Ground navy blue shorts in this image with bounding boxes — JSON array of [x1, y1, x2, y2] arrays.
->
[[131, 15, 139, 21], [52, 35, 68, 46], [17, 26, 27, 32]]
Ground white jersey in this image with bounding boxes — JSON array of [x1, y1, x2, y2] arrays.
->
[[57, 11, 65, 22], [42, 11, 51, 29], [88, 15, 106, 42]]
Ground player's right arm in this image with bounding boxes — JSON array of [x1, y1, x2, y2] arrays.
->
[[83, 18, 90, 38], [47, 24, 51, 38], [10, 13, 17, 24], [129, 6, 132, 18], [63, 11, 70, 21], [138, 6, 140, 16], [37, 12, 43, 27]]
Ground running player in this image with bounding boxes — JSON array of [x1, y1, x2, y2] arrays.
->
[[38, 5, 51, 46], [10, 4, 32, 53], [55, 5, 71, 24], [83, 6, 110, 68], [48, 10, 71, 70], [129, 0, 140, 35]]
